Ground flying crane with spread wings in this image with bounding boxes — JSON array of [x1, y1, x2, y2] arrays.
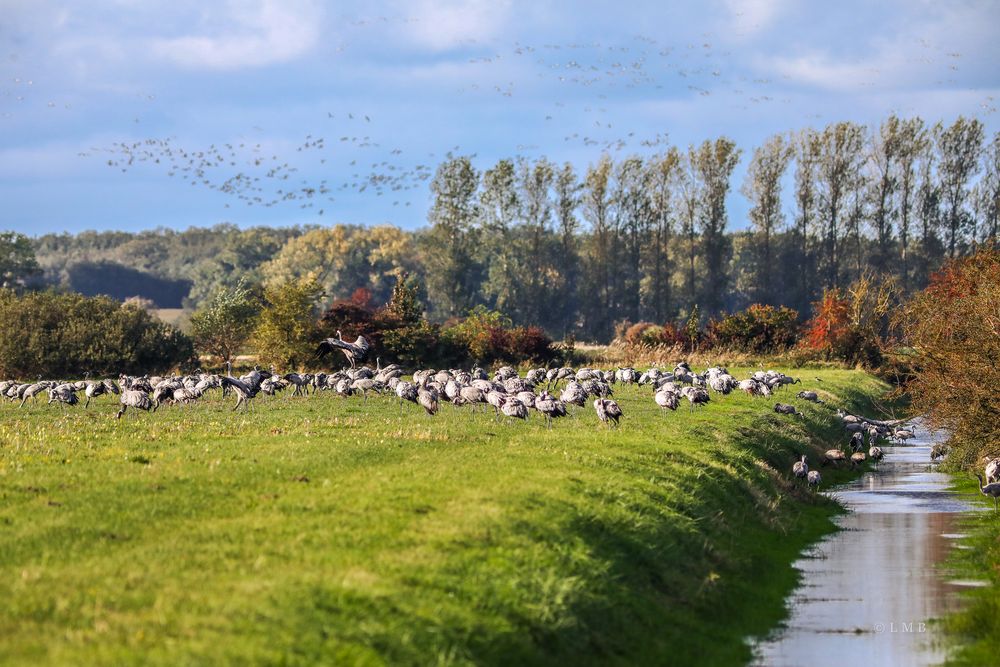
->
[[316, 330, 371, 368]]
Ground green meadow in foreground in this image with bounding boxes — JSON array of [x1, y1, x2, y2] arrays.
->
[[0, 369, 890, 666]]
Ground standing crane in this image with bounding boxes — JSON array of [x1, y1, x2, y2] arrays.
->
[[534, 391, 567, 428], [975, 473, 1000, 511], [593, 398, 623, 428], [792, 455, 808, 480]]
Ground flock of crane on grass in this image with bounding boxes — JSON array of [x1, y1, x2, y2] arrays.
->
[[2, 331, 938, 492]]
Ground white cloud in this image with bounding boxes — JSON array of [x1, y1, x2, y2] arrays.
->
[[724, 0, 789, 37], [150, 0, 322, 70], [391, 0, 513, 51], [763, 52, 887, 92]]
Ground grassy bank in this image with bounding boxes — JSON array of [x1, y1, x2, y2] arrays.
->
[[942, 478, 1000, 665], [0, 369, 888, 665]]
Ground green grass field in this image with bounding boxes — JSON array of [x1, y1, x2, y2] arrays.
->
[[0, 369, 891, 666], [941, 479, 1000, 665]]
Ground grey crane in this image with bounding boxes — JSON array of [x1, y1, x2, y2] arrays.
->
[[350, 377, 381, 401], [975, 473, 1000, 511], [986, 458, 1000, 484], [459, 385, 485, 413], [316, 331, 371, 368], [560, 381, 588, 408], [284, 373, 311, 396], [534, 391, 567, 428], [792, 455, 808, 480], [593, 398, 622, 428], [417, 387, 438, 416], [681, 386, 710, 409], [655, 388, 679, 411], [116, 390, 153, 419], [823, 448, 847, 466], [220, 376, 258, 411], [84, 379, 119, 408], [19, 380, 51, 408], [797, 390, 822, 403], [807, 469, 822, 490], [394, 380, 418, 409], [48, 384, 79, 407], [500, 396, 529, 421]]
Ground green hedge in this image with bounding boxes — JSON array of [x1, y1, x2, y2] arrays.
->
[[0, 289, 194, 378]]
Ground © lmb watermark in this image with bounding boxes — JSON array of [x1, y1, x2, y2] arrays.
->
[[873, 621, 928, 634]]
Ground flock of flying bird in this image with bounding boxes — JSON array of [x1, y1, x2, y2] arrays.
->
[[4, 18, 993, 223]]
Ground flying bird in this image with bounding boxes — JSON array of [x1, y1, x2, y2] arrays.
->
[[316, 331, 371, 368]]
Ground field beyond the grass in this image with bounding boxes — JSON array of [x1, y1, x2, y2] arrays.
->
[[0, 369, 891, 666]]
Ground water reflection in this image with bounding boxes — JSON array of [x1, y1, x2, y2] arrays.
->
[[751, 425, 980, 667]]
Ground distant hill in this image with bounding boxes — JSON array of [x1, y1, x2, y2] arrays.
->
[[67, 261, 192, 308]]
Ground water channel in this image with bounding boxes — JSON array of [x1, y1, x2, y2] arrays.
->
[[751, 423, 983, 666]]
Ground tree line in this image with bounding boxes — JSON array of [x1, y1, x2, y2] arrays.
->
[[20, 114, 999, 343]]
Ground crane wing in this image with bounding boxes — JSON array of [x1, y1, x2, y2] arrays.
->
[[220, 375, 252, 397], [316, 338, 353, 358], [352, 335, 371, 360]]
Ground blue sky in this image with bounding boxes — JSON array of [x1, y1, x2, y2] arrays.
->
[[1, 0, 998, 236]]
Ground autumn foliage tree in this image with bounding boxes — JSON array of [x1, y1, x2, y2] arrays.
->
[[802, 273, 897, 366], [899, 246, 1000, 466]]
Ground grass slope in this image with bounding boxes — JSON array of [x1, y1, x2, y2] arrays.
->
[[942, 479, 1000, 665], [0, 369, 888, 666]]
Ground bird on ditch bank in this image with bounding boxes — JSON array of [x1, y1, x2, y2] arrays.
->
[[986, 458, 1000, 485], [869, 445, 884, 468], [975, 473, 1000, 511], [823, 449, 847, 466], [807, 469, 821, 490], [792, 455, 808, 480], [930, 444, 949, 461]]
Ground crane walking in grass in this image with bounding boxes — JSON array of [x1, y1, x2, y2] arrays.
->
[[975, 473, 1000, 511], [116, 390, 154, 420], [593, 398, 622, 428]]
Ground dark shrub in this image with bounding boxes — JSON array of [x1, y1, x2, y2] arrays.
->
[[508, 326, 555, 363], [320, 300, 375, 340], [0, 289, 195, 377], [707, 304, 800, 353], [623, 321, 656, 346], [623, 321, 685, 348]]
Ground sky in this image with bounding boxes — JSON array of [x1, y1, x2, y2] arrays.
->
[[1, 0, 998, 236]]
